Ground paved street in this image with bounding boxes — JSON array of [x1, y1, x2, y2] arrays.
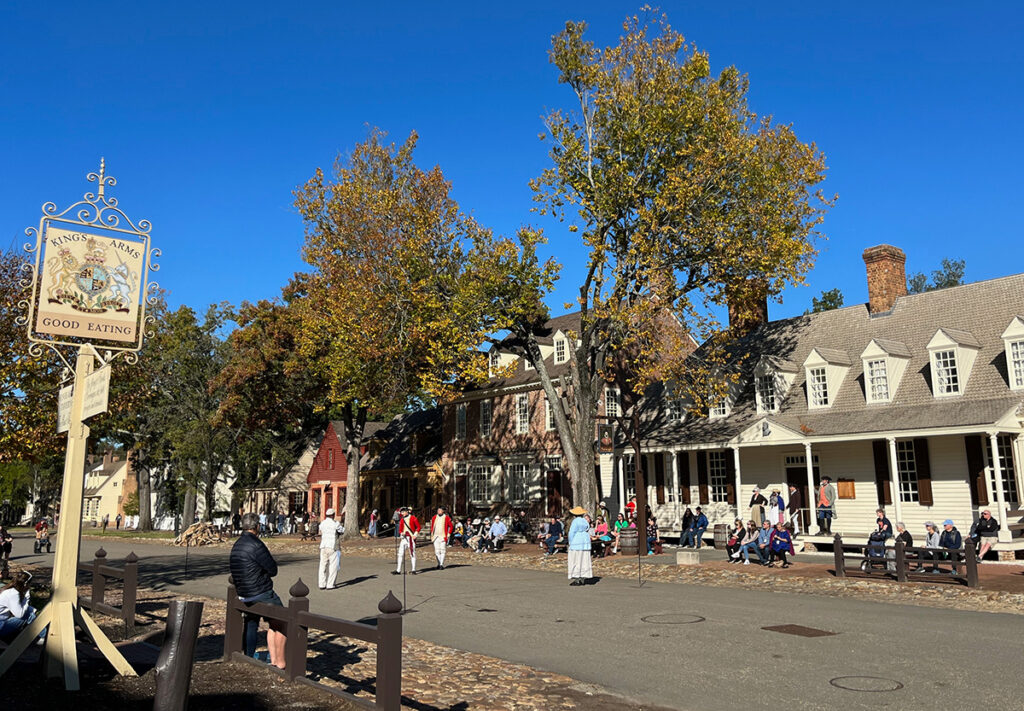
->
[[11, 534, 1023, 710]]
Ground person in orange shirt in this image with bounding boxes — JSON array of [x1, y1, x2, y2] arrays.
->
[[393, 507, 422, 575], [816, 476, 837, 535]]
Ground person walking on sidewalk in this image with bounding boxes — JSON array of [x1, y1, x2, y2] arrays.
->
[[567, 506, 593, 586], [318, 508, 341, 590], [430, 506, 453, 570], [394, 506, 421, 575], [229, 513, 286, 668]]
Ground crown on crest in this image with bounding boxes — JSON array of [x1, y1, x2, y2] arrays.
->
[[84, 237, 107, 265]]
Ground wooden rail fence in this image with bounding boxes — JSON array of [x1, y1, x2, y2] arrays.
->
[[224, 577, 403, 711], [77, 547, 139, 636], [833, 534, 978, 587]]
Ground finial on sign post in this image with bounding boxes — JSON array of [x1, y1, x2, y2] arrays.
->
[[98, 157, 107, 199]]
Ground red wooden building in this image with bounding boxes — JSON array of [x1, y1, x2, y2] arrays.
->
[[306, 420, 386, 519]]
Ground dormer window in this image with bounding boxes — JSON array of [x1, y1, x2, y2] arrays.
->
[[667, 398, 686, 422], [605, 388, 620, 418], [488, 349, 500, 377], [554, 336, 567, 364], [932, 350, 960, 395], [803, 348, 851, 410], [709, 398, 729, 419], [755, 375, 776, 413], [808, 367, 830, 407], [860, 339, 911, 404], [1002, 316, 1024, 391], [926, 328, 980, 398], [524, 359, 534, 371]]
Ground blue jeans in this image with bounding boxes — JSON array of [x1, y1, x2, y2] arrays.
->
[[240, 590, 282, 657], [740, 541, 765, 563], [689, 527, 707, 548], [0, 606, 39, 643]]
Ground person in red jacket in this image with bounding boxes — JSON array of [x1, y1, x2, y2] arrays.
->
[[393, 506, 421, 575], [429, 506, 454, 570]]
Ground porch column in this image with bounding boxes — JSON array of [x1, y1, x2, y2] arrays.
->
[[333, 486, 340, 517], [670, 451, 681, 527], [646, 453, 656, 509], [989, 431, 1011, 542], [307, 488, 315, 515], [732, 447, 742, 520], [617, 454, 626, 512], [886, 437, 903, 525], [802, 442, 811, 536]]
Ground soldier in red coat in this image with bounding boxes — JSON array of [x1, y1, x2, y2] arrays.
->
[[393, 506, 421, 575]]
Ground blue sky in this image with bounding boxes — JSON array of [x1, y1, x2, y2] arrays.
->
[[2, 2, 1022, 322]]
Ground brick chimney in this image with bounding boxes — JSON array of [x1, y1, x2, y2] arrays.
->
[[727, 279, 769, 336], [862, 245, 907, 314]]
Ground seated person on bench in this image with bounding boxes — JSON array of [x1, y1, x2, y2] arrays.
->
[[482, 515, 507, 552], [542, 515, 564, 555], [866, 509, 892, 558]]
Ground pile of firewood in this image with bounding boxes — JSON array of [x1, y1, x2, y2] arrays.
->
[[173, 522, 222, 546]]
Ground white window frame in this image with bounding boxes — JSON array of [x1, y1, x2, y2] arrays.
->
[[469, 464, 490, 503], [545, 398, 556, 431], [709, 398, 728, 419], [932, 349, 960, 396], [665, 453, 678, 503], [986, 435, 1019, 504], [515, 393, 530, 434], [622, 454, 636, 499], [866, 358, 890, 403], [1009, 339, 1024, 391], [455, 403, 467, 441], [605, 388, 620, 419], [479, 399, 492, 439], [507, 462, 529, 503], [808, 367, 830, 408], [708, 450, 729, 503], [488, 349, 500, 377], [755, 374, 777, 414], [895, 440, 919, 503], [554, 337, 567, 364], [667, 398, 686, 423]]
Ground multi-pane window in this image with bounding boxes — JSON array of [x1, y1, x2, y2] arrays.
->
[[545, 398, 556, 431], [479, 399, 492, 438], [605, 388, 620, 419], [808, 367, 830, 407], [867, 359, 890, 402], [708, 450, 730, 503], [545, 455, 562, 471], [933, 349, 960, 395], [470, 464, 489, 502], [555, 337, 567, 364], [986, 435, 1019, 503], [622, 454, 636, 499], [895, 440, 919, 503], [507, 462, 529, 502], [456, 404, 467, 440], [665, 453, 678, 503], [709, 399, 728, 418], [489, 350, 500, 372], [1010, 340, 1024, 389], [515, 393, 530, 434], [667, 398, 686, 423], [755, 374, 776, 413]]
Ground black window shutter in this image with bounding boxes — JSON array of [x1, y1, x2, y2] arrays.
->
[[964, 435, 989, 506], [697, 451, 709, 505], [872, 440, 893, 506], [679, 453, 692, 505], [655, 454, 666, 505], [914, 438, 933, 506]]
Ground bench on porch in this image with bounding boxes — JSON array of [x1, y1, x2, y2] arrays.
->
[[833, 534, 978, 587]]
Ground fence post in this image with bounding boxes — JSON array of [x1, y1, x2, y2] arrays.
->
[[153, 600, 205, 711], [285, 579, 310, 682], [895, 540, 907, 583], [832, 534, 845, 578], [122, 551, 138, 637], [964, 546, 979, 588], [224, 576, 244, 661], [92, 547, 108, 605], [375, 590, 403, 711]]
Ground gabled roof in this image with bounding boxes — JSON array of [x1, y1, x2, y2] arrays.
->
[[329, 420, 388, 446], [645, 272, 1024, 443], [933, 327, 982, 349], [806, 347, 853, 367], [364, 407, 442, 472]]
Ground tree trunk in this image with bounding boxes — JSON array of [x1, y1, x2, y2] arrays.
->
[[341, 402, 367, 541], [182, 487, 196, 526], [137, 454, 152, 531]]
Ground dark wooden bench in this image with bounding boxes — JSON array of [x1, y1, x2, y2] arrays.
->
[[833, 535, 977, 587]]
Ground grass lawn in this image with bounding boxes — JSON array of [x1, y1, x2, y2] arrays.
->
[[80, 528, 176, 539]]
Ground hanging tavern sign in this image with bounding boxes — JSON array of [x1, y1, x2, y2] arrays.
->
[[21, 158, 157, 353]]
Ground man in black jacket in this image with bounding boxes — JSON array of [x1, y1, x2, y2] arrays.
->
[[230, 512, 286, 667], [974, 509, 1000, 562], [939, 519, 963, 576]]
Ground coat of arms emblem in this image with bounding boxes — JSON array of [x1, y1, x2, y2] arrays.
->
[[46, 236, 136, 314]]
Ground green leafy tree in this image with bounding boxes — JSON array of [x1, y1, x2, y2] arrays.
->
[[121, 490, 140, 517], [808, 287, 844, 313], [908, 258, 965, 294]]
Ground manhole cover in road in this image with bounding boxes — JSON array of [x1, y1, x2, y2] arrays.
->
[[762, 624, 836, 638], [640, 613, 705, 625], [830, 676, 904, 693]]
